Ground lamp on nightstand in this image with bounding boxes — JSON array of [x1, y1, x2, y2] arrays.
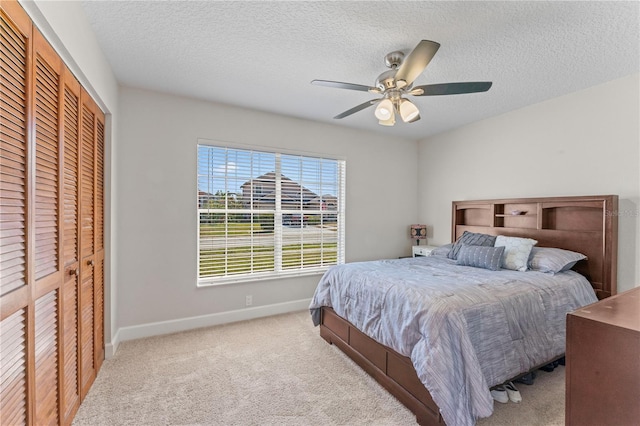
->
[[410, 224, 427, 245]]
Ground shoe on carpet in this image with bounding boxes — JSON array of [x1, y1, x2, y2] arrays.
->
[[505, 381, 522, 403], [540, 362, 556, 372], [515, 371, 536, 385], [491, 386, 509, 403]]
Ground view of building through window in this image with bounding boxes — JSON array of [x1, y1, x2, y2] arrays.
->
[[197, 144, 345, 283]]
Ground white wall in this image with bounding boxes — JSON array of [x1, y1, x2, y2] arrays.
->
[[114, 87, 418, 338], [21, 0, 120, 353], [418, 73, 640, 293]]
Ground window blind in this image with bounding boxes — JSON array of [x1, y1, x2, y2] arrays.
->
[[197, 144, 345, 284]]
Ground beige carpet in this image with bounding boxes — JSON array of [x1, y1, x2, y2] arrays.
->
[[73, 310, 564, 425]]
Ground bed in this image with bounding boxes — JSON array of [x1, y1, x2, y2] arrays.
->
[[310, 195, 618, 426]]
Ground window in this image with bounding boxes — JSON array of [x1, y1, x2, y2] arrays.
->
[[197, 143, 345, 285]]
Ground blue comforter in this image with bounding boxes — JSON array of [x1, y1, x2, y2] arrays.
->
[[309, 255, 597, 426]]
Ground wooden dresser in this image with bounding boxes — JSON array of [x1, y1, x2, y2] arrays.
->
[[566, 287, 640, 426]]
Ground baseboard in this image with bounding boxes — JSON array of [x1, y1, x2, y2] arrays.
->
[[104, 329, 120, 359], [104, 298, 311, 358]]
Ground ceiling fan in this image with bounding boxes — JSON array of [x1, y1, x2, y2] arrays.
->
[[311, 40, 492, 126]]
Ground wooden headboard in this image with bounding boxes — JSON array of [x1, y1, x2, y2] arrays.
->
[[452, 195, 618, 299]]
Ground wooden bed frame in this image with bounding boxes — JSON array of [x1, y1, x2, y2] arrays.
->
[[318, 195, 618, 425]]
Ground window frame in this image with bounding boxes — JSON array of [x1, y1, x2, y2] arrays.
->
[[196, 139, 346, 287]]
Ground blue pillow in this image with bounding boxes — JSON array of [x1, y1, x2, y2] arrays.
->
[[448, 231, 497, 260], [528, 247, 587, 274], [456, 245, 505, 271]]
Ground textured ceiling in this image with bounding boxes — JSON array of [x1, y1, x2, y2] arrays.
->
[[81, 1, 639, 140]]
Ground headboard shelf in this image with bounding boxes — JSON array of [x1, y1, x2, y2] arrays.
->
[[452, 195, 618, 299]]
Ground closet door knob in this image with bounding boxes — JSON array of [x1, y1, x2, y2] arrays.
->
[[87, 260, 95, 266], [69, 268, 79, 276]]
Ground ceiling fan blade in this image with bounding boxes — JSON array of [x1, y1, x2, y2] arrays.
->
[[410, 82, 493, 96], [334, 99, 381, 119], [311, 79, 378, 93], [394, 40, 440, 88]]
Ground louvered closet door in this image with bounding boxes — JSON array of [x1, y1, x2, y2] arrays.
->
[[2, 1, 105, 424], [80, 89, 104, 397], [1, 0, 30, 303], [0, 309, 28, 425], [32, 28, 63, 426], [60, 66, 81, 423], [1, 3, 31, 425], [94, 115, 104, 370]]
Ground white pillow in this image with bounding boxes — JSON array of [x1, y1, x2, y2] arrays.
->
[[494, 235, 538, 271]]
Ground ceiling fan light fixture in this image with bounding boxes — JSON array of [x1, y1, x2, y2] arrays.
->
[[313, 39, 492, 126], [399, 99, 420, 123], [374, 98, 394, 120]]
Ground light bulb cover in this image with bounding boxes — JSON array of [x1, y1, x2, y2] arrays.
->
[[378, 113, 395, 126], [375, 98, 394, 120], [399, 99, 420, 123]]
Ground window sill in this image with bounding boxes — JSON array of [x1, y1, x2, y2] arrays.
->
[[197, 267, 331, 287]]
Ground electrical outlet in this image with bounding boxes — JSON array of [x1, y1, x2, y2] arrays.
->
[[245, 295, 253, 306]]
